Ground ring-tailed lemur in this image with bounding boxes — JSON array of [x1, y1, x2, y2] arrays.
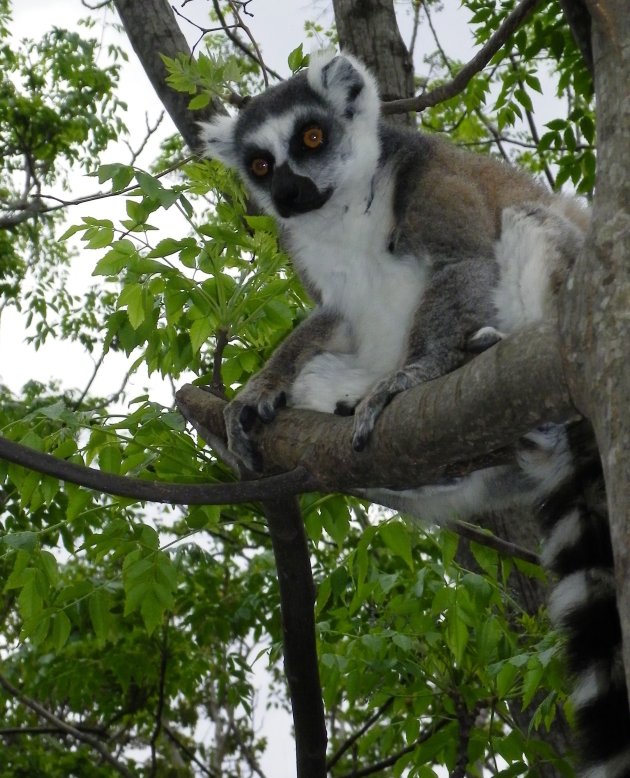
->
[[201, 51, 629, 774]]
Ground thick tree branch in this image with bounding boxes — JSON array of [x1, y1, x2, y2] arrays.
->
[[263, 499, 327, 778], [561, 0, 630, 705], [557, 0, 593, 76], [0, 674, 132, 777], [332, 0, 415, 127], [176, 322, 576, 491], [381, 0, 542, 115]]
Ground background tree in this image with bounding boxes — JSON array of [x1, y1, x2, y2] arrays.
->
[[0, 1, 625, 777]]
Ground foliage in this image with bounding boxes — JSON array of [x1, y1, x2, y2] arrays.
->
[[422, 0, 595, 194], [0, 0, 597, 775]]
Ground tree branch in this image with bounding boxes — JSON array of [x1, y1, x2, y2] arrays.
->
[[0, 674, 132, 777], [382, 0, 543, 115], [326, 698, 394, 771], [176, 322, 576, 491], [0, 434, 317, 505], [263, 499, 327, 778]]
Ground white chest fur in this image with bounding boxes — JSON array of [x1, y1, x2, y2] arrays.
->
[[286, 184, 428, 412]]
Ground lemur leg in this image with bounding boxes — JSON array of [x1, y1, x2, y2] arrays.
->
[[351, 259, 498, 452]]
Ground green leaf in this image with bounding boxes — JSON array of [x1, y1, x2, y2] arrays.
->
[[51, 611, 71, 652], [190, 316, 213, 355], [189, 93, 210, 110], [89, 589, 113, 642], [380, 521, 414, 571], [2, 531, 38, 551]]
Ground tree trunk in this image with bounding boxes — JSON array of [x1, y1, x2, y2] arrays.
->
[[332, 0, 415, 126], [560, 0, 630, 698]]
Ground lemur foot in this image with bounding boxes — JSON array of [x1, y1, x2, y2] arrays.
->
[[223, 388, 287, 472], [466, 326, 506, 353], [351, 368, 417, 451]]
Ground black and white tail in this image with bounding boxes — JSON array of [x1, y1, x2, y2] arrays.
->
[[528, 423, 630, 776]]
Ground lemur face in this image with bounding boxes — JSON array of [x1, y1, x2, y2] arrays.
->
[[201, 52, 381, 221]]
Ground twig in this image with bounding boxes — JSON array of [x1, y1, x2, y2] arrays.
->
[[0, 156, 191, 229], [326, 697, 394, 770], [336, 719, 450, 778], [72, 349, 108, 411], [211, 328, 229, 399], [163, 724, 218, 777], [211, 0, 282, 82], [0, 673, 132, 777], [508, 54, 555, 188], [149, 625, 169, 778], [126, 111, 166, 166], [382, 0, 543, 115], [226, 0, 270, 87], [446, 520, 540, 565]]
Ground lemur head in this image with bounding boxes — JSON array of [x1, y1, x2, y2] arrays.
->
[[200, 51, 381, 221]]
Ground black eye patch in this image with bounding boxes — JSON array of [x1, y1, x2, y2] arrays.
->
[[289, 118, 331, 159]]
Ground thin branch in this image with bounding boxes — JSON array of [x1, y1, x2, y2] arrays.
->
[[126, 111, 166, 166], [0, 434, 318, 505], [226, 0, 270, 88], [445, 520, 539, 565], [211, 328, 228, 399], [72, 349, 108, 411], [0, 674, 132, 777], [0, 725, 108, 737], [149, 625, 169, 778], [262, 498, 327, 777], [211, 0, 282, 82], [163, 724, 218, 777], [508, 54, 555, 188], [408, 0, 422, 61], [326, 698, 394, 770], [336, 719, 450, 778], [382, 0, 543, 115], [0, 156, 191, 230]]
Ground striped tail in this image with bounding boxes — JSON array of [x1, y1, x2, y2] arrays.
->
[[534, 424, 630, 776]]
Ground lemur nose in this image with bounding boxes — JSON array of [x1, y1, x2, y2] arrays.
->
[[271, 163, 301, 207]]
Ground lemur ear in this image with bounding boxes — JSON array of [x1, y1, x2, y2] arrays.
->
[[307, 50, 380, 121], [198, 114, 239, 168]]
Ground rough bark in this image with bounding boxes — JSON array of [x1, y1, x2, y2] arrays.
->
[[332, 0, 415, 126], [113, 0, 222, 151], [560, 0, 630, 701]]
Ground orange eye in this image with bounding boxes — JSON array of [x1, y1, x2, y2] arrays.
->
[[303, 126, 324, 149], [251, 158, 270, 177]]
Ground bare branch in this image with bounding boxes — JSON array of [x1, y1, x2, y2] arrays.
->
[[336, 719, 450, 778], [0, 434, 317, 505], [327, 698, 394, 771], [382, 0, 543, 115], [211, 0, 282, 82], [0, 674, 132, 777]]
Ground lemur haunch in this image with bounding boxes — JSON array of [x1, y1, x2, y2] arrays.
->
[[202, 52, 630, 775]]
